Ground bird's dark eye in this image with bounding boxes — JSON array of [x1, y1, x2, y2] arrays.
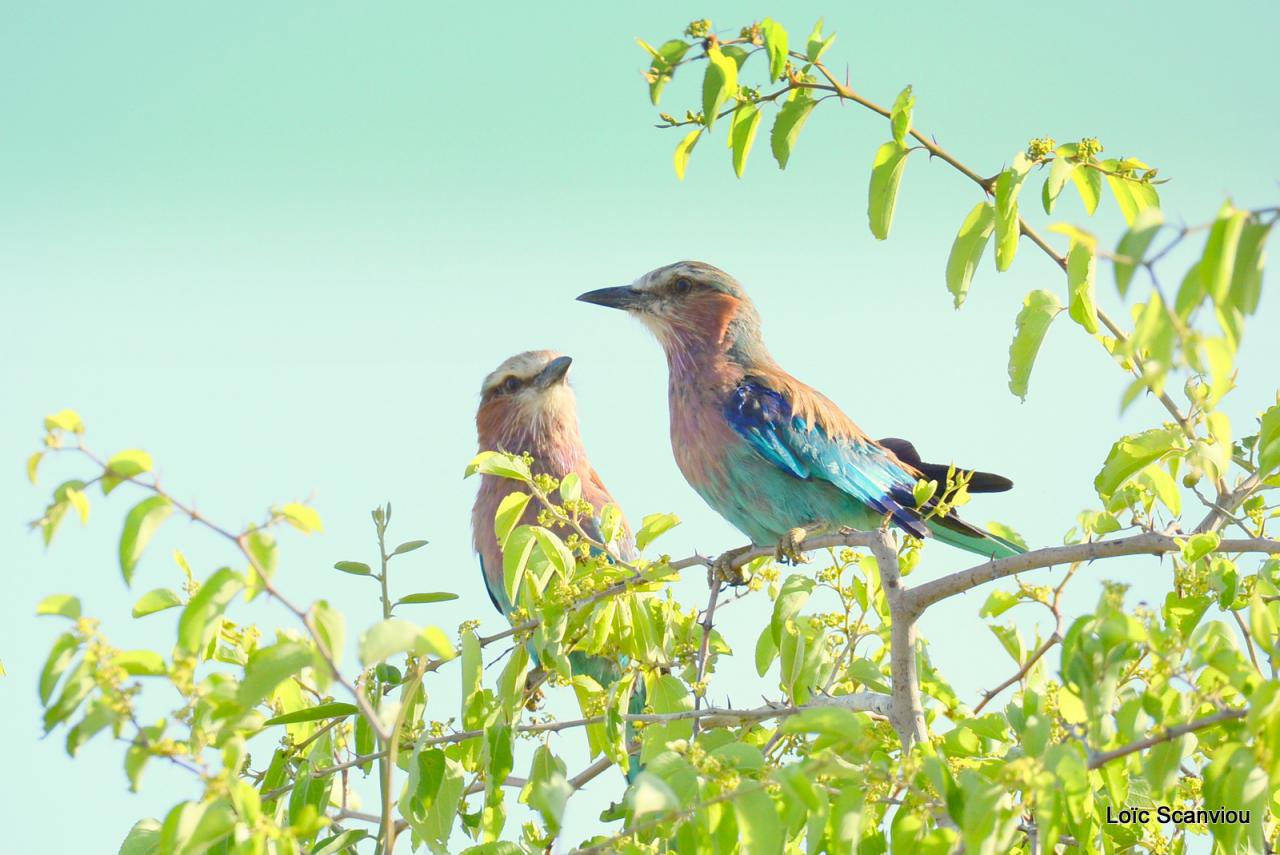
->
[[673, 277, 692, 294], [503, 376, 522, 393]]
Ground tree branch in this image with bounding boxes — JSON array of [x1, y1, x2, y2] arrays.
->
[[1087, 708, 1246, 770], [905, 531, 1280, 613], [874, 528, 928, 749]]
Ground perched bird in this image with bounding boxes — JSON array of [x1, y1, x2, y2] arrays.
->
[[577, 262, 1023, 569], [471, 350, 635, 614], [471, 350, 644, 777]]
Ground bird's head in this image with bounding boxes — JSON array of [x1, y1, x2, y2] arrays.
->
[[475, 350, 579, 452], [577, 261, 765, 365]]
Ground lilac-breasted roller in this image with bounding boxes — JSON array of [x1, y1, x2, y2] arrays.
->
[[471, 350, 645, 777], [577, 261, 1024, 564], [472, 350, 637, 614]]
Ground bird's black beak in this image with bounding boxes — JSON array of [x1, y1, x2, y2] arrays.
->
[[534, 355, 573, 389], [576, 286, 644, 311]]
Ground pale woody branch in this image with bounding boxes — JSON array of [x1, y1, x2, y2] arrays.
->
[[905, 531, 1280, 613]]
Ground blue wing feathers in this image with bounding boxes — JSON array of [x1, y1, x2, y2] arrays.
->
[[725, 384, 810, 479], [724, 381, 930, 538]]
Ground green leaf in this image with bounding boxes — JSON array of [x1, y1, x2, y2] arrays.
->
[[26, 451, 43, 484], [782, 705, 864, 742], [674, 128, 701, 180], [993, 154, 1032, 271], [889, 85, 914, 145], [1144, 734, 1192, 799], [176, 568, 244, 654], [770, 94, 817, 170], [131, 583, 183, 616], [558, 473, 581, 503], [961, 714, 1010, 741], [401, 745, 466, 850], [44, 409, 84, 433], [1201, 206, 1249, 306], [392, 539, 429, 556], [1258, 404, 1280, 475], [979, 589, 1019, 618], [359, 618, 421, 666], [945, 202, 995, 308], [119, 496, 174, 586], [522, 745, 572, 833], [754, 624, 778, 677], [1104, 171, 1160, 225], [123, 721, 165, 791], [700, 46, 737, 130], [640, 39, 691, 106], [502, 527, 537, 601], [1070, 165, 1102, 215], [493, 491, 531, 550], [729, 102, 762, 178], [760, 18, 788, 81], [1041, 157, 1076, 214], [1066, 240, 1099, 334], [102, 449, 153, 494], [418, 625, 457, 660], [66, 486, 89, 524], [118, 818, 162, 855], [243, 528, 277, 601], [1229, 222, 1270, 315], [984, 521, 1027, 550], [465, 451, 532, 481], [265, 702, 359, 726], [771, 574, 815, 644], [1114, 206, 1164, 297], [530, 526, 575, 585], [1094, 428, 1187, 500], [333, 560, 372, 576], [629, 772, 680, 820], [868, 141, 910, 240], [114, 650, 166, 677], [640, 674, 694, 763], [312, 830, 369, 855], [279, 502, 323, 534], [805, 19, 836, 62], [734, 786, 782, 855], [36, 593, 81, 620], [1007, 289, 1062, 401], [238, 641, 313, 708], [635, 512, 680, 551], [395, 592, 459, 606], [1181, 531, 1221, 563], [1250, 591, 1278, 653], [310, 600, 345, 683], [39, 632, 80, 705]]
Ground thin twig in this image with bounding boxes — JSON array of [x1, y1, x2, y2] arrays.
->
[[1087, 708, 1246, 769]]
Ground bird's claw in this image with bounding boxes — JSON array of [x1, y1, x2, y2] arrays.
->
[[775, 527, 812, 566], [708, 546, 751, 587]]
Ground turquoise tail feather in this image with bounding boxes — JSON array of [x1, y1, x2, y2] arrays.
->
[[925, 517, 1024, 559]]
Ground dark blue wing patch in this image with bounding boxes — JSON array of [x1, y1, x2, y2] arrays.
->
[[725, 383, 810, 479], [724, 381, 929, 539]]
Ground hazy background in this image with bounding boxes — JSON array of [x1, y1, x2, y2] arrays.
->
[[3, 1, 1278, 850]]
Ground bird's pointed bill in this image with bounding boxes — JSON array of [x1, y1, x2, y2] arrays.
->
[[534, 355, 573, 388], [577, 286, 644, 310]]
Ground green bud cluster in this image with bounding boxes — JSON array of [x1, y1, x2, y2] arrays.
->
[[1076, 136, 1104, 160], [1026, 136, 1057, 160], [684, 19, 712, 39]]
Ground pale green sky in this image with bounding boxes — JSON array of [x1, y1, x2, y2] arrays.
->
[[3, 2, 1278, 850]]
